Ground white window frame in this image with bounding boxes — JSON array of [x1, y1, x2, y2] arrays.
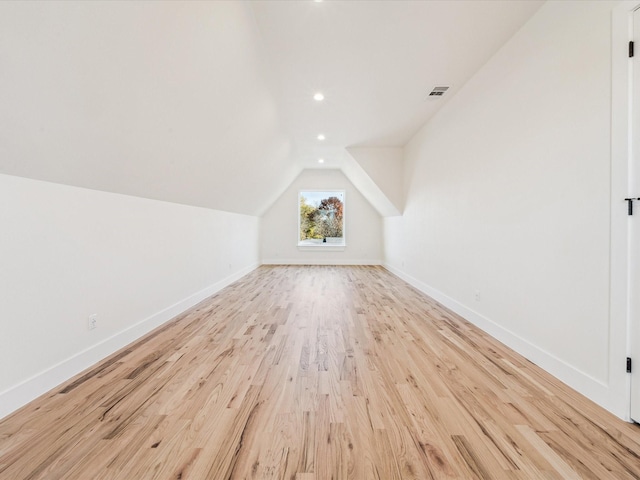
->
[[297, 190, 346, 251]]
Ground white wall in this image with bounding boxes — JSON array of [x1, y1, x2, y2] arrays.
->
[[346, 147, 405, 214], [0, 174, 259, 419], [261, 169, 383, 265], [384, 1, 627, 418]]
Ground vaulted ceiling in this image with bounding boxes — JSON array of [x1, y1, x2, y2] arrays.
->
[[0, 0, 543, 216]]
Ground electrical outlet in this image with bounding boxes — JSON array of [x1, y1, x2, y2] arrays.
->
[[474, 290, 481, 302], [88, 314, 97, 330]]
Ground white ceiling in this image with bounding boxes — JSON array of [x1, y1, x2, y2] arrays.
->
[[251, 0, 543, 169], [0, 0, 543, 215]]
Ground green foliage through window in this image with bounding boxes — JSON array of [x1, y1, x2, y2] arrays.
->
[[299, 191, 344, 244]]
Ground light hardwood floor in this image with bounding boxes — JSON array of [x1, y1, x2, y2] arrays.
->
[[1, 265, 639, 479]]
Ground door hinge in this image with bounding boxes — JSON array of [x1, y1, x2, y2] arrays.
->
[[630, 41, 635, 58], [627, 357, 632, 373], [625, 198, 637, 215], [624, 197, 640, 215]]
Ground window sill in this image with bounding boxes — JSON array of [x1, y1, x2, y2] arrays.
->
[[297, 244, 346, 252]]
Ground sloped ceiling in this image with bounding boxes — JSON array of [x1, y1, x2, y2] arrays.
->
[[0, 0, 543, 216], [0, 0, 297, 215]]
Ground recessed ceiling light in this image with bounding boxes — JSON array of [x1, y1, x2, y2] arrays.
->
[[318, 158, 325, 164], [313, 92, 324, 101], [317, 134, 325, 141]]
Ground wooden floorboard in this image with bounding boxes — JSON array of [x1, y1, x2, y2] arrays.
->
[[1, 265, 639, 479]]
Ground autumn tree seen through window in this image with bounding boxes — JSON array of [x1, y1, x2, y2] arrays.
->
[[299, 191, 345, 246]]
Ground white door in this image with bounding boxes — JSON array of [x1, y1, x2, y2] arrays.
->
[[630, 6, 640, 423]]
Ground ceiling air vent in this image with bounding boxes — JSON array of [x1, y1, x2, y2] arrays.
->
[[428, 86, 449, 98]]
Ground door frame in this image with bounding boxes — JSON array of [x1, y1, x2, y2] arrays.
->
[[612, 0, 640, 422]]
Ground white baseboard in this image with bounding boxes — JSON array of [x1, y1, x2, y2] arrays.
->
[[383, 263, 616, 416], [0, 263, 258, 421], [2, 262, 618, 421], [261, 258, 382, 265]]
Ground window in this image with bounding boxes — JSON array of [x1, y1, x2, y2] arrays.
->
[[298, 190, 345, 247]]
